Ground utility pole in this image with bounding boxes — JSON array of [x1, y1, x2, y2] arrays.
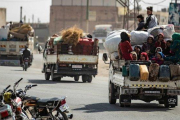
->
[[175, 0, 177, 4], [86, 0, 89, 33], [32, 14, 34, 23], [20, 6, 22, 21]]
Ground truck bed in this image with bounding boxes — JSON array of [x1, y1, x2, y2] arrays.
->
[[45, 54, 98, 64], [112, 71, 180, 89]]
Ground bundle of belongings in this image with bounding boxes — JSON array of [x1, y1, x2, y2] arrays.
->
[[8, 23, 34, 41], [47, 26, 99, 55], [103, 24, 175, 61]]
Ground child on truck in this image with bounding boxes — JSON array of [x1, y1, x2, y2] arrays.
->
[[140, 52, 149, 61], [151, 52, 164, 65]]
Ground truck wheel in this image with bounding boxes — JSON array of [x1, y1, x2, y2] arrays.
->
[[74, 76, 79, 81], [82, 75, 88, 83], [51, 66, 58, 81], [45, 72, 50, 80], [109, 83, 116, 104], [87, 75, 92, 83], [119, 95, 124, 107]]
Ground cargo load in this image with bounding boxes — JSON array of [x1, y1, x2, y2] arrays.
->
[[149, 63, 159, 81], [159, 65, 170, 82], [130, 31, 149, 46], [129, 64, 140, 81], [139, 65, 149, 81], [169, 65, 180, 81], [103, 30, 129, 54]]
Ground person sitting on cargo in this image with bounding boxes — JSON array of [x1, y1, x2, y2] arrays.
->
[[119, 32, 133, 60], [131, 51, 138, 60], [140, 52, 149, 61], [151, 52, 164, 65], [142, 35, 155, 59], [134, 46, 142, 60], [144, 6, 158, 29], [155, 33, 166, 51], [165, 33, 180, 63], [136, 14, 145, 31], [163, 40, 173, 56]]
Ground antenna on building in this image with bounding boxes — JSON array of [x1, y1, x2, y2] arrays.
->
[[20, 6, 22, 21]]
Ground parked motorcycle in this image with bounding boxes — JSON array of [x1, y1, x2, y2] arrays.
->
[[0, 85, 14, 120], [23, 58, 30, 71], [15, 78, 73, 120], [4, 78, 29, 120]]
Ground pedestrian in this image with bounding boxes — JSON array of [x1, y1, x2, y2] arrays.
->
[[136, 14, 145, 31], [119, 32, 133, 60], [144, 6, 158, 29]]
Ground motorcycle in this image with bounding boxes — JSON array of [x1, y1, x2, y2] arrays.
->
[[0, 85, 14, 120], [4, 78, 29, 120], [23, 58, 30, 71], [15, 78, 73, 120]]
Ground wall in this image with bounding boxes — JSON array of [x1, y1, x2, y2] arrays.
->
[[49, 6, 118, 35], [0, 8, 6, 27]]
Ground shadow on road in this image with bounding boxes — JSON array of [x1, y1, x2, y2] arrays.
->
[[28, 79, 84, 84], [73, 103, 172, 113]]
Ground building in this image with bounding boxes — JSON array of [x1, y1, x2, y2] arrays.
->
[[49, 0, 119, 35], [0, 8, 6, 27]]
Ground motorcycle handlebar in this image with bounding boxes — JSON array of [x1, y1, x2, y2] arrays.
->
[[31, 85, 37, 87], [3, 85, 11, 93], [15, 78, 23, 85]]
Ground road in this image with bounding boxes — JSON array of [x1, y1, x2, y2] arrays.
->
[[0, 53, 180, 120]]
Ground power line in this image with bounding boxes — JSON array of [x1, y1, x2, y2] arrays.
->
[[141, 0, 166, 5]]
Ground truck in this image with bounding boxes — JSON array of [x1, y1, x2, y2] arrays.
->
[[102, 54, 180, 108], [42, 37, 99, 83], [0, 24, 34, 66]]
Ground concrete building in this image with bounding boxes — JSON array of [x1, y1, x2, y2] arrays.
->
[[49, 0, 119, 35], [0, 8, 6, 27]]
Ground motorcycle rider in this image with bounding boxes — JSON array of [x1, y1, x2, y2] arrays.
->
[[22, 46, 31, 64]]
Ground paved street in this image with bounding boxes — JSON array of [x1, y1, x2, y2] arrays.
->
[[0, 54, 180, 120]]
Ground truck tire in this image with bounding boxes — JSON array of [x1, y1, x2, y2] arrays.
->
[[74, 76, 79, 81], [87, 75, 92, 83], [82, 75, 88, 83], [119, 95, 124, 107], [158, 100, 164, 104], [45, 72, 50, 80], [109, 83, 116, 104], [51, 66, 59, 81]]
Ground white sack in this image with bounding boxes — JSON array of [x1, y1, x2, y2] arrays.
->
[[108, 51, 119, 60], [130, 31, 148, 46], [0, 27, 9, 40], [104, 30, 128, 53], [161, 24, 175, 39], [148, 27, 163, 38]]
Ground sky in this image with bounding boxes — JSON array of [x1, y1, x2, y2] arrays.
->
[[0, 0, 173, 23]]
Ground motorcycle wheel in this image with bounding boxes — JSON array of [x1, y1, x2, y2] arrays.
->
[[25, 63, 28, 71], [52, 109, 68, 120]]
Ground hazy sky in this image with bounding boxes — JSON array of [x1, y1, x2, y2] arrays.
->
[[0, 0, 172, 23]]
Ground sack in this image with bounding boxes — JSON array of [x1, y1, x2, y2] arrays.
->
[[104, 30, 128, 53], [161, 24, 175, 39], [149, 63, 159, 81], [0, 27, 9, 40], [139, 65, 149, 81], [130, 31, 148, 45], [159, 65, 170, 82], [129, 64, 140, 81], [9, 31, 26, 40], [148, 27, 163, 38], [169, 65, 180, 81]]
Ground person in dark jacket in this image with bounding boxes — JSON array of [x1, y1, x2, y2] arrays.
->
[[142, 35, 155, 59], [144, 6, 158, 29], [119, 32, 133, 60], [163, 40, 173, 56], [136, 15, 145, 31]]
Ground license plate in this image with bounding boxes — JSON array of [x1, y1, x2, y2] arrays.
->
[[72, 65, 82, 68], [144, 91, 160, 94], [59, 103, 69, 112]]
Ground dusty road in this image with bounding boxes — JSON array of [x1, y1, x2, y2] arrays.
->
[[0, 53, 180, 120]]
